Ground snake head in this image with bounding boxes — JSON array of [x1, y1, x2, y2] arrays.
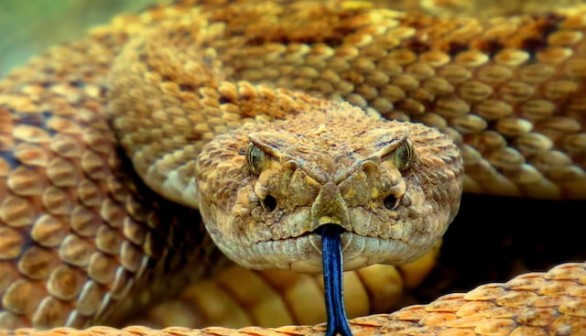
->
[[196, 101, 463, 272]]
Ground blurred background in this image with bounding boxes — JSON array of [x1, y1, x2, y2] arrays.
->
[[0, 0, 158, 75]]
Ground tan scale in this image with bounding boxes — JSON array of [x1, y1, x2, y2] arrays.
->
[[1, 262, 585, 336], [0, 0, 585, 335], [138, 245, 439, 328]]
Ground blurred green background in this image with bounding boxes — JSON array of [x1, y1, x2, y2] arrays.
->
[[0, 0, 158, 76]]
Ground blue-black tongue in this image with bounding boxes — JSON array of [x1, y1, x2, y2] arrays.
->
[[317, 224, 353, 336]]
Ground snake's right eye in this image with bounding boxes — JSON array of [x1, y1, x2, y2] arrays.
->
[[246, 143, 265, 174], [388, 139, 414, 172]]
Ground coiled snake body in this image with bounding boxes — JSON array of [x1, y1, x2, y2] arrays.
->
[[0, 0, 585, 335]]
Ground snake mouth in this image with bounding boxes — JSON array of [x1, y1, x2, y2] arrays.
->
[[242, 227, 417, 273]]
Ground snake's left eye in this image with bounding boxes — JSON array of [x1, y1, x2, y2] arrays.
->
[[246, 143, 265, 174], [389, 139, 414, 171]]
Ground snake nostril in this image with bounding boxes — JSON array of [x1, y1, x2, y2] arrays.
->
[[383, 194, 399, 210], [262, 195, 277, 212]]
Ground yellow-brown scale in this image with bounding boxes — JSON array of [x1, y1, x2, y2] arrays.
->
[[0, 1, 441, 330], [3, 262, 583, 336], [111, 1, 586, 200], [0, 6, 230, 329], [0, 0, 585, 335], [138, 249, 440, 328]]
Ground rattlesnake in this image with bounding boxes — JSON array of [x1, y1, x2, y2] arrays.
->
[[0, 0, 585, 335]]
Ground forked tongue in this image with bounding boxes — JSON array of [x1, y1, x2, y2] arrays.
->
[[317, 224, 353, 336]]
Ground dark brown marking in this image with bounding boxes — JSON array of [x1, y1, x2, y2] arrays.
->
[[406, 39, 430, 54], [447, 42, 468, 57], [475, 39, 504, 57], [522, 37, 547, 54], [219, 96, 233, 104], [522, 13, 564, 54], [186, 134, 203, 142], [534, 13, 564, 37], [179, 84, 195, 91]]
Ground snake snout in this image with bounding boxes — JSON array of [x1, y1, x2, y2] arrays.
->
[[310, 182, 352, 231]]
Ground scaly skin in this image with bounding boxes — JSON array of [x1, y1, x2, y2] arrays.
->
[[3, 262, 585, 335], [0, 0, 585, 335]]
